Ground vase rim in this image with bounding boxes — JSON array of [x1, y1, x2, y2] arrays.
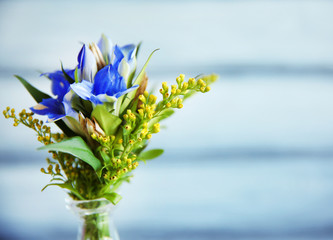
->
[[65, 197, 110, 204]]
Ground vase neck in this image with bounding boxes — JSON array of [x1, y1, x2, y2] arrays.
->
[[66, 198, 119, 240]]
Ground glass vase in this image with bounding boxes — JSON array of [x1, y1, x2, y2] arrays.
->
[[66, 198, 120, 240]]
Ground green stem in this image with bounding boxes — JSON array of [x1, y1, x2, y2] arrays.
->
[[80, 212, 110, 240]]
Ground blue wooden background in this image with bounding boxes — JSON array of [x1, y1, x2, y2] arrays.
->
[[0, 0, 333, 239]]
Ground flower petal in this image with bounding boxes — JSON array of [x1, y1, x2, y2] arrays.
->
[[121, 44, 136, 62], [63, 90, 79, 120], [114, 84, 139, 98], [77, 44, 97, 82], [92, 65, 120, 96], [30, 98, 65, 122], [118, 58, 130, 81], [111, 45, 124, 69], [97, 34, 113, 64], [71, 80, 94, 101]]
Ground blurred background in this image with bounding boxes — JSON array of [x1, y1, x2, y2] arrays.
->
[[1, 0, 333, 239]]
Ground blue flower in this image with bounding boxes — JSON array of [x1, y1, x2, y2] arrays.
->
[[97, 34, 137, 83], [71, 64, 138, 105], [77, 44, 98, 82], [30, 70, 76, 122]]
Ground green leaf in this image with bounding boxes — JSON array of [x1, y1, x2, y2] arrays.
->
[[100, 151, 111, 165], [15, 75, 51, 103], [42, 182, 85, 200], [135, 42, 142, 58], [91, 104, 122, 135], [61, 63, 75, 84], [125, 42, 142, 88], [119, 49, 159, 115], [50, 177, 65, 182], [103, 192, 122, 205], [148, 109, 174, 130], [74, 67, 79, 83], [38, 136, 102, 171], [71, 95, 93, 117], [139, 149, 164, 160], [15, 75, 75, 137]]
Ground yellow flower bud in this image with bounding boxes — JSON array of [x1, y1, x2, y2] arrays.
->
[[149, 94, 156, 104], [147, 134, 152, 139], [138, 94, 146, 103], [182, 82, 188, 90], [162, 82, 168, 91], [144, 91, 149, 98], [166, 102, 171, 108], [188, 78, 196, 87], [176, 89, 181, 94], [205, 86, 211, 92], [178, 104, 183, 109], [138, 109, 144, 117], [197, 79, 204, 86], [55, 164, 60, 174], [153, 123, 160, 133], [129, 139, 134, 144], [117, 139, 123, 144], [91, 133, 97, 139]]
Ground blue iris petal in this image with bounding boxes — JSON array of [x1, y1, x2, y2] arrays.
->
[[114, 85, 139, 98], [30, 98, 65, 122], [77, 44, 97, 82], [71, 80, 94, 101], [112, 45, 125, 68], [71, 64, 139, 105], [121, 44, 136, 62], [97, 34, 113, 63], [41, 70, 74, 100]]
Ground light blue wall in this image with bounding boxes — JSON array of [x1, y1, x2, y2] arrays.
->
[[0, 1, 333, 239]]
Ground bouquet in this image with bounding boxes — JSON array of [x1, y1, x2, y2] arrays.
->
[[3, 34, 216, 205]]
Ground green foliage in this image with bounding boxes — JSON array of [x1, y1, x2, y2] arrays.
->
[[139, 149, 164, 160], [15, 75, 75, 137], [38, 136, 102, 171], [61, 63, 75, 84], [119, 49, 159, 115], [42, 182, 85, 200], [15, 75, 51, 102], [102, 192, 122, 205], [91, 105, 122, 135], [5, 47, 216, 205]]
